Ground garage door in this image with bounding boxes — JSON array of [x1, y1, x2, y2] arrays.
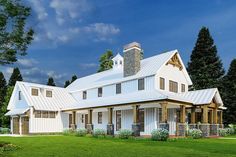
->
[[13, 117, 20, 134], [21, 117, 29, 135]]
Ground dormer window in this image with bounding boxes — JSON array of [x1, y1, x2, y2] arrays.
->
[[18, 91, 22, 100], [83, 91, 87, 100], [138, 78, 145, 90], [98, 87, 103, 97], [31, 88, 38, 96], [46, 90, 52, 97]]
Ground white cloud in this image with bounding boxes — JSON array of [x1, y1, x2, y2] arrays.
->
[[17, 58, 38, 68], [28, 0, 48, 20]]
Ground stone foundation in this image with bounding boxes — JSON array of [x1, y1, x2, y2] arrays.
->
[[70, 124, 77, 130], [132, 123, 140, 136], [177, 123, 186, 136], [159, 123, 169, 131], [210, 124, 219, 136], [219, 124, 224, 128], [86, 124, 94, 134], [107, 124, 114, 135], [199, 124, 210, 137]]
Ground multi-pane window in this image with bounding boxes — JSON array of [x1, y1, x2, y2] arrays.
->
[[160, 77, 165, 90], [46, 90, 52, 97], [19, 91, 21, 100], [35, 111, 56, 118], [138, 78, 145, 90], [98, 88, 103, 97], [42, 111, 48, 118], [35, 111, 41, 118], [181, 84, 185, 92], [81, 114, 84, 123], [116, 110, 121, 131], [116, 83, 121, 94], [169, 80, 178, 93], [98, 112, 102, 124], [83, 91, 87, 100], [31, 88, 38, 96], [49, 111, 56, 118]]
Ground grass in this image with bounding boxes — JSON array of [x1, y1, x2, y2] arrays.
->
[[0, 135, 236, 157]]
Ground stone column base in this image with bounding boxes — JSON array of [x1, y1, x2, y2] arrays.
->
[[219, 124, 224, 128], [71, 124, 77, 130], [210, 124, 219, 136], [199, 124, 210, 137], [159, 123, 169, 130], [107, 124, 114, 135], [177, 123, 186, 136], [189, 124, 197, 129], [132, 123, 140, 136], [86, 124, 94, 134]]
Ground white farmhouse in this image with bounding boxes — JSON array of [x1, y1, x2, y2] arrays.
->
[[6, 42, 225, 137]]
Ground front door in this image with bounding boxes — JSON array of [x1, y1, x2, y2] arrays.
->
[[12, 117, 20, 134], [21, 117, 29, 134]]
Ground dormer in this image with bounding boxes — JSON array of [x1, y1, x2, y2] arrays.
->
[[112, 53, 124, 70]]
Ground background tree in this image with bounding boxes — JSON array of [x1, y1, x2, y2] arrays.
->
[[8, 67, 23, 86], [0, 72, 7, 126], [0, 0, 34, 65], [187, 27, 225, 90], [97, 50, 114, 72], [47, 77, 56, 86], [221, 59, 236, 124], [71, 75, 77, 83], [64, 80, 70, 88]]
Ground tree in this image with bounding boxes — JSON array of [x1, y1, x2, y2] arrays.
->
[[187, 27, 225, 90], [0, 0, 34, 65], [8, 67, 23, 86], [0, 72, 7, 125], [47, 77, 56, 86], [71, 75, 77, 83], [97, 50, 114, 72], [0, 86, 13, 127], [64, 80, 70, 88], [221, 59, 236, 124]]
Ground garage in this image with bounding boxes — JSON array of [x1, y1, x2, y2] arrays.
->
[[21, 117, 29, 134], [12, 117, 20, 134]]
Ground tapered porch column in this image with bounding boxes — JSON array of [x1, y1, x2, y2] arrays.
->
[[107, 107, 114, 135], [213, 107, 218, 124], [189, 107, 197, 130], [219, 110, 223, 128], [199, 105, 210, 137], [132, 105, 140, 136], [159, 102, 169, 130], [177, 105, 186, 136], [87, 109, 93, 133], [209, 110, 213, 124], [71, 111, 77, 130], [209, 104, 219, 136]]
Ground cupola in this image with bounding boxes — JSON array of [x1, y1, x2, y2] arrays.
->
[[112, 53, 124, 69]]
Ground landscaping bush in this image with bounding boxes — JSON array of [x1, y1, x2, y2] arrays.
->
[[151, 129, 169, 141], [0, 142, 20, 155], [118, 129, 133, 139], [75, 128, 87, 137], [188, 129, 202, 139], [63, 129, 75, 136], [93, 129, 106, 138], [225, 127, 234, 135], [219, 128, 228, 137], [0, 128, 10, 134], [229, 124, 236, 134]]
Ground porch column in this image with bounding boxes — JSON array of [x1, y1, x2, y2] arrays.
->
[[209, 110, 213, 124], [199, 105, 210, 137], [209, 105, 219, 136], [132, 105, 140, 136], [213, 107, 218, 124], [71, 111, 77, 130], [189, 107, 197, 129], [107, 107, 114, 135], [219, 110, 223, 128], [177, 105, 186, 136], [87, 109, 93, 134], [159, 102, 169, 130]]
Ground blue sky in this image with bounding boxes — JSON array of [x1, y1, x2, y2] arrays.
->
[[1, 0, 236, 86]]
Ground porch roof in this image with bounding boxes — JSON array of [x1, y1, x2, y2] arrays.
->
[[5, 108, 29, 116]]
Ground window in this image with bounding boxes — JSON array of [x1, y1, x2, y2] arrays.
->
[[98, 87, 103, 97], [83, 91, 87, 100], [18, 91, 21, 100], [46, 90, 52, 97], [98, 112, 102, 124], [31, 88, 38, 96], [138, 78, 145, 90], [35, 111, 41, 118], [169, 80, 178, 93], [81, 114, 84, 123], [42, 111, 48, 118], [139, 109, 144, 132], [181, 84, 185, 92], [49, 112, 56, 118], [116, 110, 121, 131], [160, 77, 165, 90], [116, 83, 121, 94]]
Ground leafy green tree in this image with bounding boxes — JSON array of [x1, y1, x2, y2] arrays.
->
[[47, 77, 56, 86], [8, 67, 23, 86], [0, 86, 13, 128], [97, 50, 113, 72], [0, 0, 34, 65], [0, 72, 7, 125], [64, 80, 70, 88], [187, 27, 225, 90], [221, 59, 236, 124], [71, 75, 77, 83]]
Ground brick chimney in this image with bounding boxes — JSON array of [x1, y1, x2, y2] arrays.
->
[[123, 42, 141, 77]]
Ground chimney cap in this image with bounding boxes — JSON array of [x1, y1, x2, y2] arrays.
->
[[123, 42, 141, 51]]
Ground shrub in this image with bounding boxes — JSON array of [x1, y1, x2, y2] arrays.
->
[[0, 142, 20, 155], [75, 129, 87, 137], [151, 129, 169, 141], [0, 128, 10, 134], [225, 127, 234, 135], [219, 128, 228, 137], [229, 124, 236, 134], [188, 129, 202, 139], [93, 129, 106, 138], [118, 129, 133, 139], [63, 129, 75, 136]]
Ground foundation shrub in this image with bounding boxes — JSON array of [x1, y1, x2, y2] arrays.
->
[[0, 128, 10, 134], [63, 129, 75, 136], [219, 128, 228, 137], [93, 129, 106, 138], [151, 129, 169, 141], [75, 129, 87, 137], [118, 129, 133, 139], [188, 129, 202, 139]]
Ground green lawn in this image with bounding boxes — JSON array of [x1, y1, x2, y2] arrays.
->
[[1, 135, 236, 157]]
